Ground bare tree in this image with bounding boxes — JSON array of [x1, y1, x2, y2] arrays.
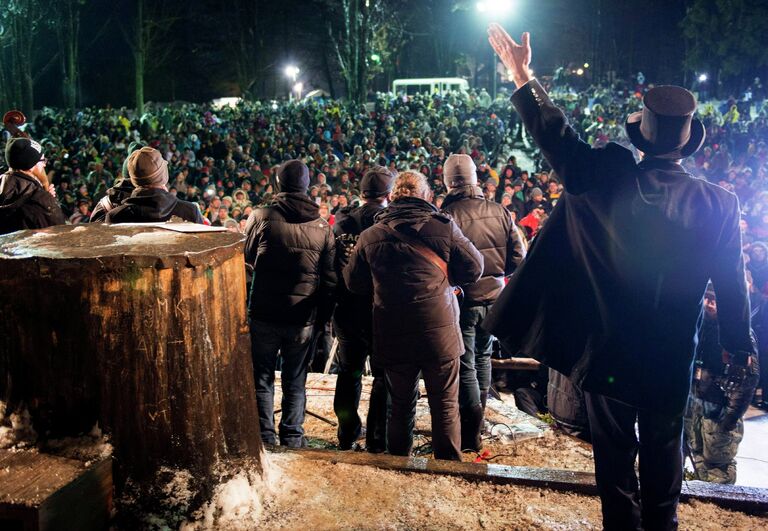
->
[[0, 0, 47, 114], [119, 0, 177, 114], [320, 0, 408, 103], [53, 0, 84, 111]]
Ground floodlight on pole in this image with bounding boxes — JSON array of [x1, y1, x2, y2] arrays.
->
[[476, 0, 514, 15], [698, 73, 708, 83], [284, 65, 300, 82], [476, 1, 516, 99], [284, 65, 300, 100]]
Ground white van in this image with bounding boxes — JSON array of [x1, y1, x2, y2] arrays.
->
[[392, 78, 470, 96]]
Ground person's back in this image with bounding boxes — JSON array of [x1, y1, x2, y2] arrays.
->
[[243, 160, 336, 448], [105, 147, 203, 224], [442, 185, 523, 304], [348, 195, 482, 366], [344, 171, 482, 461], [564, 157, 744, 410], [331, 166, 394, 452], [485, 24, 753, 531], [440, 153, 525, 451], [245, 192, 335, 326]]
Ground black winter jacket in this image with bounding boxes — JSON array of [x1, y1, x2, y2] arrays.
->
[[90, 178, 135, 222], [442, 186, 526, 304], [105, 187, 204, 224], [245, 192, 337, 326], [344, 197, 483, 366], [0, 171, 66, 235], [333, 201, 385, 331]]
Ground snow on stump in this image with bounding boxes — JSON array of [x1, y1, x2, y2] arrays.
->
[[0, 224, 264, 491]]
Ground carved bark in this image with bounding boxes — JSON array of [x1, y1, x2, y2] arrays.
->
[[0, 224, 263, 488]]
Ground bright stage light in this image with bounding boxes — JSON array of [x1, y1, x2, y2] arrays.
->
[[476, 0, 514, 15], [576, 68, 584, 76], [284, 65, 300, 80], [698, 73, 708, 82]]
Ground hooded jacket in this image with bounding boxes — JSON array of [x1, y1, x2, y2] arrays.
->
[[344, 197, 483, 366], [441, 185, 526, 304], [90, 177, 135, 223], [105, 187, 203, 224], [245, 192, 337, 326], [0, 170, 66, 235]]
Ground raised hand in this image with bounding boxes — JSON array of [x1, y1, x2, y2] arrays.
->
[[487, 23, 532, 89]]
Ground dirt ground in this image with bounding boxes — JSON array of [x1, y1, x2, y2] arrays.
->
[[259, 452, 767, 530], [292, 373, 595, 472]]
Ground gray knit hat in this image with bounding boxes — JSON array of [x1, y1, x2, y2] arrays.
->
[[127, 147, 169, 188], [443, 154, 477, 188]]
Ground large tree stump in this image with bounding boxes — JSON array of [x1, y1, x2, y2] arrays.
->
[[0, 224, 263, 489]]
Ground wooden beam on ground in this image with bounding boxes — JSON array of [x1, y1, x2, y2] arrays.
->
[[0, 450, 112, 530], [491, 357, 541, 370], [281, 448, 768, 514]]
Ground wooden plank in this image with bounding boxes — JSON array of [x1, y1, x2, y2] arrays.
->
[[0, 450, 112, 531], [491, 357, 542, 370], [284, 448, 768, 513]]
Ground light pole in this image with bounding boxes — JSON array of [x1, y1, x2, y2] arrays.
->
[[284, 65, 300, 100], [293, 82, 304, 101], [476, 1, 516, 99]]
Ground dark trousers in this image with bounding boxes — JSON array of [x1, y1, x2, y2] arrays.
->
[[458, 304, 493, 409], [251, 319, 313, 447], [332, 317, 388, 451], [385, 358, 461, 461], [585, 392, 683, 531]]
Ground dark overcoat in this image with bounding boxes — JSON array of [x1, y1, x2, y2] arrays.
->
[[483, 80, 754, 414], [344, 197, 483, 367]]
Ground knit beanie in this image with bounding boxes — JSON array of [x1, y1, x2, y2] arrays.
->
[[277, 160, 310, 193], [5, 137, 43, 171], [127, 147, 169, 188], [122, 141, 146, 178], [443, 154, 478, 188]]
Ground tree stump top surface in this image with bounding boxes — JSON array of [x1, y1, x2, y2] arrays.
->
[[0, 224, 244, 269]]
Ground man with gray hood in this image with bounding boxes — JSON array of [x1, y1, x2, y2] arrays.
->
[[441, 153, 526, 451], [106, 146, 203, 224]]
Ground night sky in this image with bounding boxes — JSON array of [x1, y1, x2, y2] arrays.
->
[[25, 0, 755, 107]]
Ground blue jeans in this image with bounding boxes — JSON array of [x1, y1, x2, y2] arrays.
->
[[250, 319, 313, 447], [458, 304, 493, 410]]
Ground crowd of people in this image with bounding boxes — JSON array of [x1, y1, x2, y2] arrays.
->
[[1, 43, 767, 528]]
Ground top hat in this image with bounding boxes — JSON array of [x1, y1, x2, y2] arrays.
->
[[625, 86, 705, 160]]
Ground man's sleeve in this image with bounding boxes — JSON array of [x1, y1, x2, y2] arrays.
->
[[711, 194, 755, 359], [448, 221, 484, 286], [505, 217, 527, 275], [315, 228, 338, 324], [343, 236, 373, 296], [243, 211, 263, 266], [511, 80, 636, 195]]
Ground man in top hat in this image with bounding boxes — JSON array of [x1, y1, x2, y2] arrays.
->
[[332, 165, 395, 452], [0, 137, 65, 235], [105, 147, 203, 224], [244, 159, 337, 448], [486, 25, 754, 530], [440, 153, 526, 451]]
